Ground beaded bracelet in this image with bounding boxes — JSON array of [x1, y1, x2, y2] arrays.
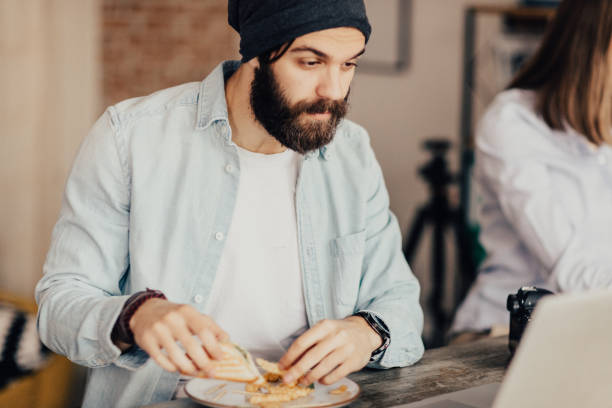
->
[[111, 288, 167, 345]]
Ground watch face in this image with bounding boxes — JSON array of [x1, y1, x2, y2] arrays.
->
[[364, 314, 389, 337], [371, 315, 390, 335], [374, 317, 389, 336]]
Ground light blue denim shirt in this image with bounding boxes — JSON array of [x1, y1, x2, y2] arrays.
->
[[36, 61, 424, 408]]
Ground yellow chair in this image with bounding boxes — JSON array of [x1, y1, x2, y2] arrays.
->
[[0, 291, 82, 408]]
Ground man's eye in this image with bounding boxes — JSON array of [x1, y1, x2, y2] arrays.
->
[[344, 62, 358, 70], [302, 60, 320, 67]]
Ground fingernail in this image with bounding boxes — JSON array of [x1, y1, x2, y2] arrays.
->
[[283, 374, 294, 384]]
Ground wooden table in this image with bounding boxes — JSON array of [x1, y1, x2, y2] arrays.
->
[[144, 336, 510, 408]]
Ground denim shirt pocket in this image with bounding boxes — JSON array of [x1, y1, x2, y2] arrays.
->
[[330, 230, 366, 308]]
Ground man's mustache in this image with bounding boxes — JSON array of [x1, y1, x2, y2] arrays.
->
[[294, 99, 348, 116]]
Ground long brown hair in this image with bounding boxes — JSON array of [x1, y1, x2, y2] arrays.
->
[[508, 0, 612, 145]]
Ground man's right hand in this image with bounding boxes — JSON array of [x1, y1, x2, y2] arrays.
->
[[129, 298, 229, 376]]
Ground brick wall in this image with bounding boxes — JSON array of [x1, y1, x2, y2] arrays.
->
[[103, 0, 239, 107]]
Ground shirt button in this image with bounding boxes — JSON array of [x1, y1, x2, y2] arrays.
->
[[215, 232, 224, 241], [193, 294, 203, 304], [225, 164, 234, 173]]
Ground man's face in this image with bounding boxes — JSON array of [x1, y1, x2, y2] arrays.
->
[[250, 27, 366, 154]]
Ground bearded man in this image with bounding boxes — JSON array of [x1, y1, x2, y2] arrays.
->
[[35, 1, 424, 407]]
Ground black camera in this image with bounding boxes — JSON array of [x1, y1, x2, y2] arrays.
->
[[507, 286, 554, 355]]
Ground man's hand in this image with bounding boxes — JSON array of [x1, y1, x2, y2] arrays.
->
[[130, 298, 229, 376], [279, 316, 382, 386]]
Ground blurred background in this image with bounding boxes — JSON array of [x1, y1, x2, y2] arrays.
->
[[0, 0, 557, 406]]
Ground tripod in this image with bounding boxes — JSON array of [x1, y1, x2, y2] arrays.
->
[[403, 139, 476, 348]]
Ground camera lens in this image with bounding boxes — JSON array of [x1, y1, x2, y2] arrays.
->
[[507, 294, 519, 312]]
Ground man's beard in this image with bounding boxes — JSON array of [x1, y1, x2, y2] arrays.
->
[[249, 63, 349, 154]]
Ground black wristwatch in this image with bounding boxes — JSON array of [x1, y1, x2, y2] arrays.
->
[[352, 311, 390, 361]]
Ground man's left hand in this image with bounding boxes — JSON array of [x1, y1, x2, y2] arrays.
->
[[278, 316, 382, 386]]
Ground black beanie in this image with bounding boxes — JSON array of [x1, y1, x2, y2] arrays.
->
[[228, 0, 371, 62]]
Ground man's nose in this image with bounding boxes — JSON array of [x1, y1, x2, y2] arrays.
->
[[316, 68, 344, 101]]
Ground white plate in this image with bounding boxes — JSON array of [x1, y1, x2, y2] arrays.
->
[[185, 377, 360, 408]]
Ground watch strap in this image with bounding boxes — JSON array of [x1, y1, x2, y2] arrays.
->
[[352, 311, 390, 361]]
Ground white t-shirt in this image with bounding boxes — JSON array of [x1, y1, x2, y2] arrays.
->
[[205, 145, 308, 360]]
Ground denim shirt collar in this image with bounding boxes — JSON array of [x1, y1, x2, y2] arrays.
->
[[196, 60, 238, 132], [196, 60, 335, 160]]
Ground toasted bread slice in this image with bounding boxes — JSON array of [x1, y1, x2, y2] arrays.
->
[[255, 358, 284, 376], [202, 343, 264, 384]]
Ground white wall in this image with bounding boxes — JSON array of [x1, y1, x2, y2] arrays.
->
[[0, 0, 101, 297], [351, 0, 513, 231], [349, 0, 514, 332]]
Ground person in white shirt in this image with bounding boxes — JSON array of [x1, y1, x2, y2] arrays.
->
[[452, 0, 612, 339]]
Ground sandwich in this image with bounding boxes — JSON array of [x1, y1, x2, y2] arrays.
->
[[204, 342, 265, 384], [199, 345, 315, 406]]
